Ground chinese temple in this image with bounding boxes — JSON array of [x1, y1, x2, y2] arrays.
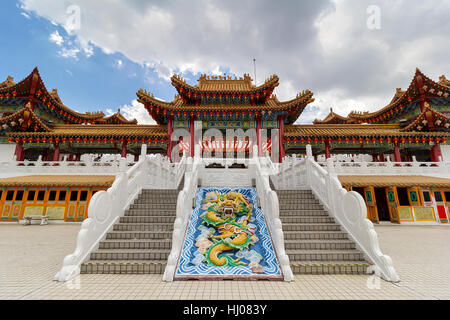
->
[[1, 67, 449, 226]]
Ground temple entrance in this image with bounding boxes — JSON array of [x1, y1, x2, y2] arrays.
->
[[374, 188, 390, 221]]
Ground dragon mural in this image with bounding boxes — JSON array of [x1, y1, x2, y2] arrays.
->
[[193, 190, 263, 271]]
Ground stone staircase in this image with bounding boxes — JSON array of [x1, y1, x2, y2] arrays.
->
[[80, 189, 179, 274], [276, 190, 372, 275]]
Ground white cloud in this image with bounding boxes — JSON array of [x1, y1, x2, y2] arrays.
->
[[58, 47, 80, 59], [107, 99, 156, 125], [21, 12, 31, 19], [114, 59, 123, 69], [20, 0, 450, 123], [49, 30, 64, 46]]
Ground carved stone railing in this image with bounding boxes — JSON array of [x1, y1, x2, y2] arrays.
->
[[252, 147, 294, 281], [316, 156, 450, 178], [271, 145, 400, 282], [163, 147, 201, 281], [0, 155, 137, 178], [54, 145, 186, 282]]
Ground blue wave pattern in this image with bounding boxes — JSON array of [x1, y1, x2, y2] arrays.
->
[[175, 187, 281, 277]]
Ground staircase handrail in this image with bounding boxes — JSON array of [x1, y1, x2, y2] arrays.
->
[[163, 148, 201, 281], [54, 146, 185, 281], [252, 147, 294, 281], [305, 150, 399, 282]]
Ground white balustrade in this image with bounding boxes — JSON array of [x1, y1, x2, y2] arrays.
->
[[270, 145, 400, 282], [54, 145, 186, 282]]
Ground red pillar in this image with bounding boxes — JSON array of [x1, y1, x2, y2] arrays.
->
[[256, 115, 262, 157], [134, 153, 139, 162], [52, 143, 60, 161], [393, 144, 402, 162], [379, 154, 385, 162], [431, 144, 442, 162], [68, 154, 74, 161], [75, 153, 81, 161], [324, 141, 331, 159], [372, 154, 378, 162], [278, 115, 285, 162], [121, 141, 127, 158], [189, 117, 195, 157], [14, 141, 25, 161], [167, 116, 174, 161]]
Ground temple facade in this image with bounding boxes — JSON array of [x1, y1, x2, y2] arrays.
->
[[0, 67, 449, 225]]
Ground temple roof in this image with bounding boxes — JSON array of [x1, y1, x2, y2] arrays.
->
[[314, 69, 450, 125], [137, 73, 314, 125], [0, 68, 136, 125], [6, 124, 167, 139], [0, 175, 115, 187], [171, 73, 279, 94], [96, 109, 138, 125], [338, 175, 450, 188], [401, 104, 450, 132], [313, 108, 353, 124], [284, 124, 448, 139], [0, 102, 51, 132]]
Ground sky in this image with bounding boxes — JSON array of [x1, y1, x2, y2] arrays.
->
[[0, 0, 449, 124]]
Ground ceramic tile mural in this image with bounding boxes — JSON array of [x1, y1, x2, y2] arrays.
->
[[175, 187, 281, 279]]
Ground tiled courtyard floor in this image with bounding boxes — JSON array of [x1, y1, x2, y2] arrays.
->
[[0, 223, 449, 300]]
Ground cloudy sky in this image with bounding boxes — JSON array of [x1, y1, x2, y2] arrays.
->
[[0, 0, 449, 124]]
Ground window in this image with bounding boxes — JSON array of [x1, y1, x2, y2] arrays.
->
[[70, 191, 78, 201], [49, 191, 57, 201], [434, 191, 443, 202], [37, 190, 45, 201], [79, 190, 88, 201], [6, 191, 14, 201], [397, 188, 410, 206], [91, 190, 98, 197], [58, 191, 67, 201], [0, 190, 3, 200], [27, 190, 36, 201], [445, 191, 450, 202], [422, 191, 431, 202], [15, 190, 24, 201]]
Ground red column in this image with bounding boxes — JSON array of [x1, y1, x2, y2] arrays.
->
[[372, 154, 378, 162], [167, 116, 174, 161], [256, 115, 262, 157], [52, 143, 60, 161], [121, 141, 127, 158], [278, 115, 285, 162], [393, 144, 402, 162], [379, 154, 385, 162], [324, 141, 331, 159], [189, 117, 195, 157], [75, 153, 81, 161], [134, 153, 139, 162], [14, 141, 25, 161], [68, 154, 74, 161], [431, 144, 442, 162]]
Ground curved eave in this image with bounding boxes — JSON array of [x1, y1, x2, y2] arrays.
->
[[284, 124, 450, 139], [170, 74, 280, 95], [401, 107, 450, 132], [0, 104, 51, 132], [0, 67, 105, 123], [349, 69, 450, 123]]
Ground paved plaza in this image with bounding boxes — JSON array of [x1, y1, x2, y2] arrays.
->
[[0, 223, 449, 300]]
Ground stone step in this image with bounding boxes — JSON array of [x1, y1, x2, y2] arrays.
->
[[290, 261, 372, 275], [124, 209, 177, 216], [276, 199, 321, 204], [283, 231, 348, 240], [285, 250, 365, 261], [276, 190, 313, 195], [90, 249, 170, 261], [130, 204, 177, 210], [80, 260, 166, 274], [284, 240, 355, 250], [141, 190, 179, 195], [120, 216, 176, 224], [106, 231, 173, 240], [279, 209, 329, 217], [280, 216, 334, 224], [280, 203, 324, 210], [99, 239, 172, 250], [282, 223, 341, 232], [113, 223, 174, 232], [277, 194, 316, 200], [133, 198, 178, 204]]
